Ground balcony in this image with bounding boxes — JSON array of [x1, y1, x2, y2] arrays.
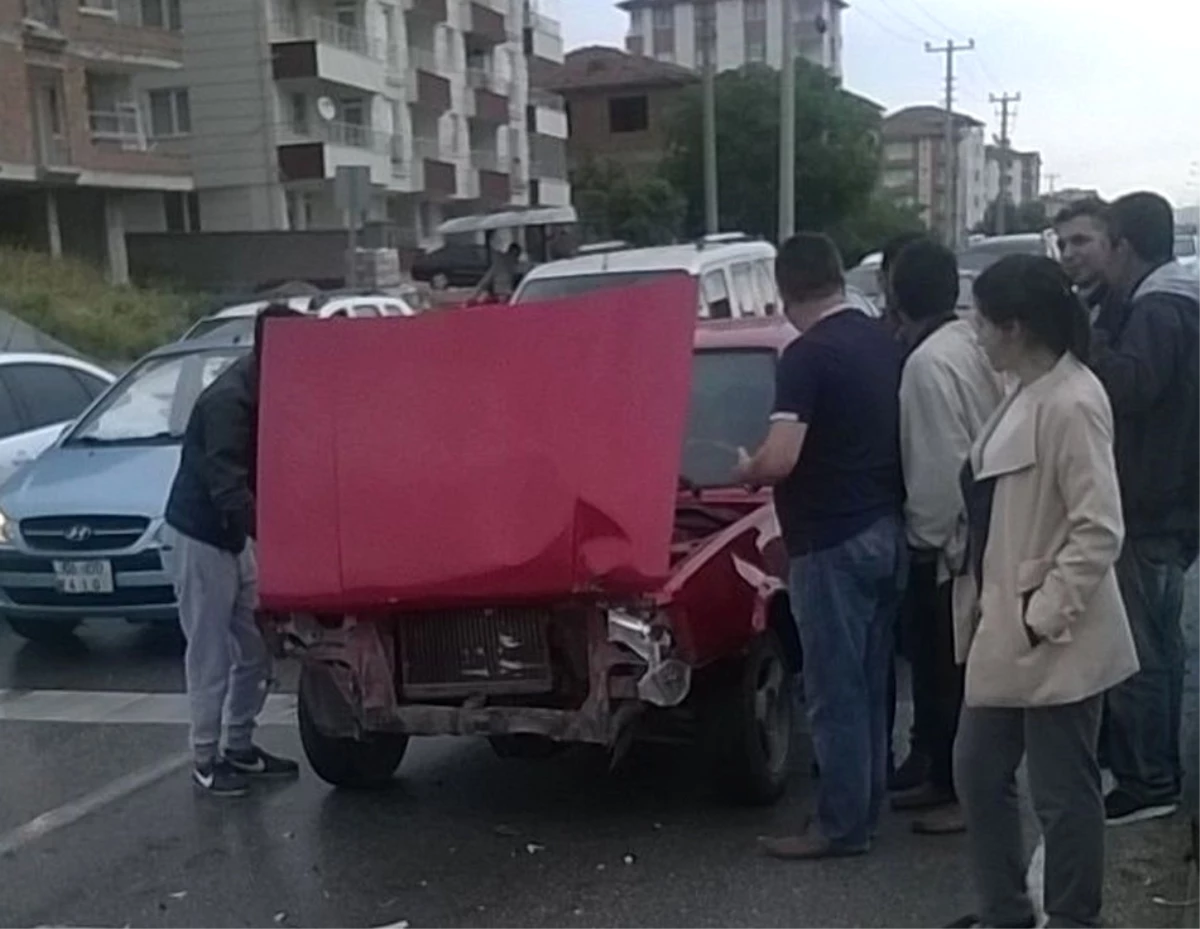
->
[[276, 120, 392, 184], [89, 103, 149, 150], [70, 0, 183, 68], [22, 0, 63, 32], [405, 0, 447, 22], [478, 168, 511, 204], [410, 50, 451, 112], [271, 14, 386, 91]]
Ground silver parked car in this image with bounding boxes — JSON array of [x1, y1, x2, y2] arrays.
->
[[0, 332, 248, 642]]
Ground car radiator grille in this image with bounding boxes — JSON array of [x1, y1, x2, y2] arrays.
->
[[398, 608, 555, 699], [20, 515, 150, 552]]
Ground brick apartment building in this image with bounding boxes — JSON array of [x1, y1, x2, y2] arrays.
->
[[541, 45, 696, 177], [0, 0, 194, 282]]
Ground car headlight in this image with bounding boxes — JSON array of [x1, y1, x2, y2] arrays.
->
[[0, 509, 13, 544]]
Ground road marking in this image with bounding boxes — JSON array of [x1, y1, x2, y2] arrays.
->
[[0, 751, 191, 858], [0, 689, 297, 726]]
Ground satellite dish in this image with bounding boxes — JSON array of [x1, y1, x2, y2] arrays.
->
[[316, 96, 337, 122]]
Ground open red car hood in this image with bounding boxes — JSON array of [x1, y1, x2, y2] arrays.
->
[[257, 276, 698, 613]]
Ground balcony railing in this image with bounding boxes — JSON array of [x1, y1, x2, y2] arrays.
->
[[529, 88, 564, 111], [471, 148, 502, 172], [466, 66, 508, 94], [274, 12, 383, 60], [413, 136, 442, 161], [22, 0, 61, 28], [409, 46, 440, 74], [89, 104, 149, 150]]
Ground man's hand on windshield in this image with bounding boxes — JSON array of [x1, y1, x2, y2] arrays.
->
[[734, 447, 760, 489]]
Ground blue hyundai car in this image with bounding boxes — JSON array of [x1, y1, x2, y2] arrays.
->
[[0, 332, 249, 643]]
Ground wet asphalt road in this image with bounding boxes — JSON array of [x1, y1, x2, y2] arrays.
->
[[0, 619, 1190, 929]]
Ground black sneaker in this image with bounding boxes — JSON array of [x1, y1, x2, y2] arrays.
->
[[1104, 788, 1177, 826], [193, 759, 249, 797], [225, 745, 300, 779]]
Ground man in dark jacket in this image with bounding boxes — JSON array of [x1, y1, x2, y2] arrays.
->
[[1092, 192, 1200, 825], [165, 304, 304, 796]]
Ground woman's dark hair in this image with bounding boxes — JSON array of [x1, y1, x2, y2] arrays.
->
[[973, 254, 1091, 364]]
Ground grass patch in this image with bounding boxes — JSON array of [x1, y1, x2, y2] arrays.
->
[[0, 247, 204, 363]]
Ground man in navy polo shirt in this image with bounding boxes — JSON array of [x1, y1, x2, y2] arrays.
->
[[738, 232, 906, 859]]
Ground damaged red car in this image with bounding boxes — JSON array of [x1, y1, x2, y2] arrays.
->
[[257, 277, 801, 804]]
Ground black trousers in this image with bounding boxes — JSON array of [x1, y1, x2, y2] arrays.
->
[[905, 556, 964, 792]]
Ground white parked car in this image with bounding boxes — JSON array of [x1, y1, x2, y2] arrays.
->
[[0, 353, 114, 486], [181, 293, 417, 342]]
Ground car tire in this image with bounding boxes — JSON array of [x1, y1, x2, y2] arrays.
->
[[707, 629, 794, 806], [6, 616, 80, 643], [487, 734, 563, 760], [298, 665, 409, 789]]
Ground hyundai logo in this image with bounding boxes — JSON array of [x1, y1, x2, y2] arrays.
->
[[64, 525, 93, 543]]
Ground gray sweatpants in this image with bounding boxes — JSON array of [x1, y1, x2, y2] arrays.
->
[[954, 695, 1105, 929], [165, 528, 270, 765]]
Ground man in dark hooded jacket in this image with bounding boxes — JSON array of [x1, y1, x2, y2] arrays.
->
[[1092, 192, 1200, 826], [165, 304, 304, 796]]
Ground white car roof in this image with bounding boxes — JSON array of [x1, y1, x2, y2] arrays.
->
[[0, 352, 113, 381], [520, 239, 777, 284]]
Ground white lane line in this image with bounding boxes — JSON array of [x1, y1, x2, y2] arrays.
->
[[0, 690, 296, 726], [0, 751, 191, 858]]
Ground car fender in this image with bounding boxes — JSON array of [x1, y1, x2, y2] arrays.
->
[[658, 502, 788, 668]]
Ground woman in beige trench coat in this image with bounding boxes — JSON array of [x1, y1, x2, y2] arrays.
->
[[949, 255, 1139, 929]]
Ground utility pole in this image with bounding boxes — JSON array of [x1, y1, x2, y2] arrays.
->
[[925, 39, 974, 249], [778, 0, 796, 240], [1045, 172, 1060, 195], [990, 91, 1020, 235], [700, 0, 719, 234]]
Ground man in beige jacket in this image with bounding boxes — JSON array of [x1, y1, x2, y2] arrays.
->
[[893, 240, 1005, 834]]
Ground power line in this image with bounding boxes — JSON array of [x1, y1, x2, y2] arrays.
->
[[869, 0, 932, 40], [852, 1, 924, 44]]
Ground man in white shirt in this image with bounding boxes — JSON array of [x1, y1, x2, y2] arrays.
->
[[892, 239, 1005, 834]]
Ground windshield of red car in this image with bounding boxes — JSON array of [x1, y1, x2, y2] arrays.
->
[[514, 269, 687, 303], [683, 348, 776, 488]]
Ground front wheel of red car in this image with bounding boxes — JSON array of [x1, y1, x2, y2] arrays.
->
[[708, 629, 794, 806], [298, 665, 409, 789]]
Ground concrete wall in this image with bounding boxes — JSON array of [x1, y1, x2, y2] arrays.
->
[[564, 84, 686, 174]]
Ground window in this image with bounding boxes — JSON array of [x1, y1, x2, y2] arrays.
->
[[683, 350, 777, 487], [745, 0, 767, 21], [3, 364, 96, 431], [353, 304, 382, 317], [753, 260, 779, 314], [701, 270, 732, 319], [79, 0, 118, 15], [290, 92, 309, 134], [148, 88, 190, 137], [71, 370, 109, 401], [608, 95, 649, 134], [0, 382, 22, 440], [652, 4, 674, 58], [652, 6, 673, 28], [730, 262, 758, 317], [141, 0, 182, 30]]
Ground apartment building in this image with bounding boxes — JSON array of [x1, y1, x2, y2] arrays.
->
[[881, 105, 987, 247], [182, 0, 566, 249], [984, 145, 1042, 207], [0, 0, 193, 282], [621, 0, 844, 78]]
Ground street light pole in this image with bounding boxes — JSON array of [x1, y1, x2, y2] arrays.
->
[[778, 0, 796, 240]]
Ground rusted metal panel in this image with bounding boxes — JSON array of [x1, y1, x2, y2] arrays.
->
[[415, 70, 451, 112], [468, 1, 506, 44], [271, 39, 318, 81], [278, 141, 326, 181], [423, 158, 456, 196], [479, 168, 511, 204], [473, 87, 509, 123]]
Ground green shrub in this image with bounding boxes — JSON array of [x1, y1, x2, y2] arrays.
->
[[0, 248, 203, 363]]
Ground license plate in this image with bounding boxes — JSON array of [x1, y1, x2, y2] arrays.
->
[[52, 560, 114, 595]]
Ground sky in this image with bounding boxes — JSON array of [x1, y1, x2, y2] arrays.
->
[[558, 0, 1200, 208]]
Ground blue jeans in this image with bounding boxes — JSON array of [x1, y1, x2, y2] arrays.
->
[[1181, 560, 1198, 817], [1106, 538, 1186, 804], [789, 513, 907, 849]]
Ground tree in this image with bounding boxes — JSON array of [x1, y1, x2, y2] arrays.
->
[[973, 197, 1049, 236], [661, 62, 884, 242], [571, 160, 686, 247]]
